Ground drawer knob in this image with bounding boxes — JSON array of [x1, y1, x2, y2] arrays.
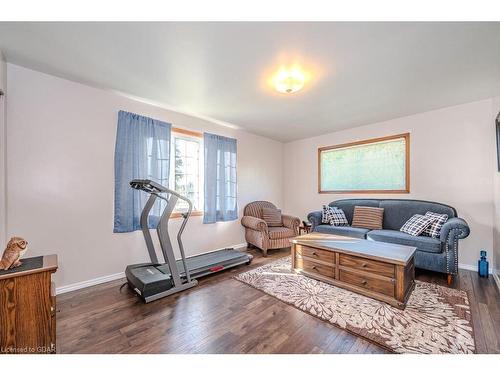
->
[[361, 280, 368, 285], [312, 252, 318, 256], [312, 265, 317, 270], [362, 263, 367, 268]]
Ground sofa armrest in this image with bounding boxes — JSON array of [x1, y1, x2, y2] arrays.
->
[[282, 214, 300, 233], [307, 211, 323, 230], [440, 217, 470, 243], [241, 216, 268, 232]]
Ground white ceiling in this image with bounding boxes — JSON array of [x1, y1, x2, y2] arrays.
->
[[1, 22, 500, 142]]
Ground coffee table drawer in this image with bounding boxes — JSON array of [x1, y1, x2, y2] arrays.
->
[[295, 256, 335, 278], [339, 254, 395, 278], [339, 269, 394, 297], [295, 245, 334, 263]]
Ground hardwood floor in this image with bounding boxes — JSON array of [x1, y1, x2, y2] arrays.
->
[[56, 248, 500, 354]]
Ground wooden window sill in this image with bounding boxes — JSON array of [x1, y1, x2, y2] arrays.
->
[[170, 211, 203, 219]]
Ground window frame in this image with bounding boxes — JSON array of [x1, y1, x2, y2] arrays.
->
[[317, 133, 410, 194], [170, 127, 204, 219]]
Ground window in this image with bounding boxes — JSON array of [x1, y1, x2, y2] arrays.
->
[[170, 128, 204, 216], [318, 133, 410, 193]]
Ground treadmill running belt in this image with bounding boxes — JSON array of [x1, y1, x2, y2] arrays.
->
[[157, 249, 249, 276]]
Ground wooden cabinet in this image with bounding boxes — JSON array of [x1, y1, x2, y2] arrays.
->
[[0, 255, 58, 354], [292, 238, 415, 309]]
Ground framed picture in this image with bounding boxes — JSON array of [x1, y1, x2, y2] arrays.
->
[[497, 111, 500, 172]]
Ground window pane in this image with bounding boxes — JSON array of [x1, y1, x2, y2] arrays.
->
[[185, 157, 198, 173], [172, 133, 202, 212], [320, 136, 407, 192], [186, 140, 199, 158], [175, 138, 187, 156]]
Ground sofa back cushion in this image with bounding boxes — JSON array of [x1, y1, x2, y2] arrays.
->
[[329, 199, 457, 231], [379, 200, 456, 231]]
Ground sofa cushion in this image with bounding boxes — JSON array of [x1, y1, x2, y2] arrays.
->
[[268, 226, 295, 240], [351, 206, 384, 230], [367, 229, 442, 254], [379, 200, 456, 230], [314, 225, 370, 239]]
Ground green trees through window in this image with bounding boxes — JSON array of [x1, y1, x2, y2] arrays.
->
[[318, 133, 409, 193]]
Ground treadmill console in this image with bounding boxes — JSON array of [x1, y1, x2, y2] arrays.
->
[[130, 179, 165, 193]]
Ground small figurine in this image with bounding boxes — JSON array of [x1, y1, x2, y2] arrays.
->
[[478, 250, 489, 278], [0, 237, 28, 270]]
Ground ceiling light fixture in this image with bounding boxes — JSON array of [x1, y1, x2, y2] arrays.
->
[[272, 66, 306, 94]]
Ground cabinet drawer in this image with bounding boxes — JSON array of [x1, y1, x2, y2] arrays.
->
[[339, 254, 394, 278], [339, 269, 394, 297], [295, 256, 335, 278], [295, 245, 334, 263]]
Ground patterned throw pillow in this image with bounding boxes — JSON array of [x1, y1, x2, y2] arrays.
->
[[351, 206, 384, 230], [329, 207, 349, 226], [321, 205, 348, 226], [423, 211, 448, 238], [262, 207, 282, 227], [322, 205, 335, 223], [400, 214, 435, 236]]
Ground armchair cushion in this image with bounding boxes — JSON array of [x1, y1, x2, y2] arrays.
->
[[241, 216, 268, 232], [268, 226, 295, 240], [262, 207, 282, 227]]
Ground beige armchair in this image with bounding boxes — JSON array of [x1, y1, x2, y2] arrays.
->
[[241, 201, 300, 257]]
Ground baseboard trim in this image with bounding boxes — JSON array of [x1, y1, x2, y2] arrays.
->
[[493, 272, 500, 293], [458, 262, 495, 275], [56, 242, 248, 295], [56, 272, 125, 295]]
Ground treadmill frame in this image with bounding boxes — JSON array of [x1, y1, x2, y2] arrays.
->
[[132, 180, 198, 302], [126, 179, 251, 303]]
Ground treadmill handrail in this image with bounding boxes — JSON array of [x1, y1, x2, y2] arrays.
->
[[131, 178, 195, 285], [155, 193, 193, 284]]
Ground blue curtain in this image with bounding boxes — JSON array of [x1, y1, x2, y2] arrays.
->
[[114, 110, 171, 233], [203, 133, 238, 223]]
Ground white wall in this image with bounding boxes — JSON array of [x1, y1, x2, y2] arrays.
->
[[283, 99, 497, 269], [5, 62, 499, 291], [6, 64, 283, 289], [493, 97, 500, 280], [0, 51, 6, 246]]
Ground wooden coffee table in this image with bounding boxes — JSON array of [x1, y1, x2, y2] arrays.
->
[[291, 232, 416, 309]]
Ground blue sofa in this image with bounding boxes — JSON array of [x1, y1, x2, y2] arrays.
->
[[308, 199, 470, 283]]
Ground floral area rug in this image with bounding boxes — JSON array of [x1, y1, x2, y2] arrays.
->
[[235, 256, 475, 354]]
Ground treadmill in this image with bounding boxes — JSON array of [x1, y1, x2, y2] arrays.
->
[[125, 179, 252, 303]]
